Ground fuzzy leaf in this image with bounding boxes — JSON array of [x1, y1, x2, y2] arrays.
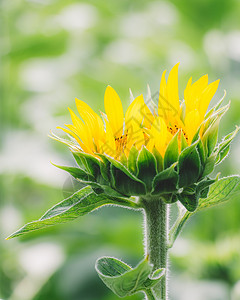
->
[[96, 257, 164, 297], [198, 176, 240, 210], [7, 186, 140, 239]]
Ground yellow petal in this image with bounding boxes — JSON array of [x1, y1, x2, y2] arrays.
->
[[166, 63, 180, 115], [158, 70, 168, 119], [75, 98, 105, 142], [198, 79, 220, 121], [185, 74, 209, 115], [184, 109, 201, 143], [102, 120, 116, 157], [104, 86, 124, 138], [126, 122, 145, 152], [125, 94, 146, 130], [148, 117, 167, 157], [57, 126, 93, 154]]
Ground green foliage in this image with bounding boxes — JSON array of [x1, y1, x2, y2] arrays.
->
[[96, 257, 164, 298], [7, 186, 140, 239], [198, 176, 240, 210]]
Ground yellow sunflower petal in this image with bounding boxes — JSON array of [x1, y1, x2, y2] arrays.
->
[[198, 79, 220, 121], [148, 117, 168, 157], [125, 94, 146, 130], [104, 86, 124, 138], [166, 63, 180, 114], [184, 109, 201, 143], [158, 70, 168, 119]]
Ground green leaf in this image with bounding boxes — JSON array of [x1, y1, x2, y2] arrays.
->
[[164, 132, 179, 169], [95, 256, 164, 297], [151, 163, 178, 195], [198, 176, 240, 210], [6, 186, 140, 239], [52, 163, 95, 182], [178, 143, 201, 188], [137, 147, 157, 192], [127, 146, 139, 175]]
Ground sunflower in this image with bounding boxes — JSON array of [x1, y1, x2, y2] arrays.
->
[[51, 64, 233, 210]]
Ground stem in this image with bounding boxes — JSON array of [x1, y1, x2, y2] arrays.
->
[[145, 289, 156, 300], [142, 197, 168, 300]]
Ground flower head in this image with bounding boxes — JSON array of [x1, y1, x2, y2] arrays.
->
[[51, 64, 238, 212]]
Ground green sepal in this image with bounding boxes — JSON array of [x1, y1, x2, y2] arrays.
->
[[137, 147, 157, 192], [95, 256, 164, 297], [151, 163, 178, 195], [177, 188, 198, 212], [198, 175, 240, 211], [162, 192, 178, 204], [191, 126, 201, 144], [180, 131, 188, 151], [152, 147, 163, 172], [73, 152, 101, 177], [72, 151, 87, 170], [104, 155, 146, 196], [202, 154, 216, 177], [204, 91, 226, 120], [178, 142, 201, 188], [127, 146, 139, 175], [52, 163, 95, 182], [202, 117, 220, 157], [196, 178, 216, 199], [164, 132, 179, 169], [6, 186, 140, 239], [111, 164, 146, 196], [120, 152, 127, 166], [203, 102, 229, 137], [215, 126, 239, 165], [96, 154, 111, 182]]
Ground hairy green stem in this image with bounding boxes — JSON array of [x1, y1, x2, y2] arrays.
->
[[145, 289, 156, 300], [142, 198, 168, 300]]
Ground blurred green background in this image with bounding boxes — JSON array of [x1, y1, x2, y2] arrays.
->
[[0, 0, 240, 299]]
